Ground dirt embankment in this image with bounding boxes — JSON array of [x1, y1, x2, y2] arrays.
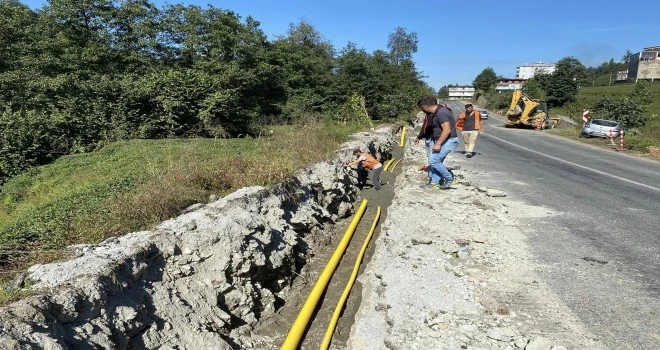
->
[[0, 127, 399, 349]]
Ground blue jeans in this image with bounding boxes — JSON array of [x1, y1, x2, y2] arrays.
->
[[424, 138, 434, 180], [425, 138, 434, 161], [429, 137, 459, 185]]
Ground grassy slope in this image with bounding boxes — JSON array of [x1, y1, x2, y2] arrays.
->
[[549, 83, 660, 149], [0, 122, 363, 258]]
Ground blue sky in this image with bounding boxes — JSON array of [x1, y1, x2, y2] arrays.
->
[[20, 0, 660, 90]]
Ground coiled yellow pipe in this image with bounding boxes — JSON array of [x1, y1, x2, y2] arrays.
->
[[382, 159, 395, 172], [389, 158, 403, 172], [281, 199, 368, 350], [399, 126, 406, 146], [320, 206, 381, 350]]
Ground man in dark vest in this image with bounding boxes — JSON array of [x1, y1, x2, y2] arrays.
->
[[456, 104, 485, 158]]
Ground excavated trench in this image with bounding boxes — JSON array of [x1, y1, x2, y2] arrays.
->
[[255, 139, 404, 350], [0, 126, 402, 350]]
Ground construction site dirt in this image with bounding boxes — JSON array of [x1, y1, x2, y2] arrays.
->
[[253, 144, 404, 349]]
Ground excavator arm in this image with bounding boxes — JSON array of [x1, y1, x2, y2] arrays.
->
[[506, 89, 547, 125]]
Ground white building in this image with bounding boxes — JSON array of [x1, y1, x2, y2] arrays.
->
[[447, 86, 475, 99], [515, 62, 556, 79], [495, 78, 525, 92], [628, 46, 660, 82]]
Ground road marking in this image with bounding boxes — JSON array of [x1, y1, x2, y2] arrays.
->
[[484, 133, 660, 193]]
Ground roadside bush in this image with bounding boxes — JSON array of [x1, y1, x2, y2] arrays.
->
[[484, 91, 513, 110], [592, 82, 653, 130], [0, 109, 55, 185]]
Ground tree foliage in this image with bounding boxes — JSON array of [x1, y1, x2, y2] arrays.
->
[[0, 0, 430, 185], [387, 26, 418, 65], [521, 78, 545, 100], [437, 85, 450, 99], [585, 58, 628, 87], [543, 56, 587, 107], [473, 67, 498, 93], [593, 81, 652, 130]]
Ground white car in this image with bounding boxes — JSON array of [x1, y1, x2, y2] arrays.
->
[[477, 108, 489, 120]]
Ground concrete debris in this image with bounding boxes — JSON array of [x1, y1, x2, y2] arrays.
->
[[487, 327, 517, 342], [486, 189, 508, 197], [411, 238, 433, 245], [525, 336, 554, 350], [345, 121, 602, 350]]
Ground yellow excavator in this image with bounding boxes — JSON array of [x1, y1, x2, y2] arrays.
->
[[505, 89, 560, 129]]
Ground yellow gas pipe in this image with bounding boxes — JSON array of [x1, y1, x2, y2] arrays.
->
[[382, 159, 395, 172], [320, 206, 381, 350], [389, 158, 403, 172], [281, 199, 368, 350]]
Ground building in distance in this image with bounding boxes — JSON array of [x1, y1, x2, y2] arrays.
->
[[628, 46, 660, 82], [515, 62, 556, 79], [496, 78, 526, 92], [447, 86, 475, 100]]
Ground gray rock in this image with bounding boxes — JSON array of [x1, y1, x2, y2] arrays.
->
[[412, 238, 433, 245], [454, 302, 479, 318], [525, 336, 553, 350], [184, 220, 197, 231], [486, 189, 507, 197], [458, 324, 479, 339], [515, 338, 529, 349], [550, 346, 568, 350], [182, 203, 204, 214], [457, 246, 470, 259], [487, 327, 517, 342], [7, 272, 26, 291]]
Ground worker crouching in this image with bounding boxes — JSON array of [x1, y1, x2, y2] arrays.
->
[[344, 149, 383, 190]]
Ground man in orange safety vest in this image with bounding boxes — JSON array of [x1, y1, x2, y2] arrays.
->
[[344, 149, 383, 190]]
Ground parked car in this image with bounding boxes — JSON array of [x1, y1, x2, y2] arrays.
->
[[580, 119, 622, 138], [477, 108, 489, 120]]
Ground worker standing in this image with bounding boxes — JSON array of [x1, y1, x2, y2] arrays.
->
[[456, 104, 485, 158], [345, 149, 383, 190], [416, 96, 459, 189]]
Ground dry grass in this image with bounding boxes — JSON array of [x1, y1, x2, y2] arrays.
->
[[0, 120, 363, 300]]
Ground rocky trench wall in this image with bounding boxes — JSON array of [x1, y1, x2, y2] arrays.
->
[[0, 126, 398, 350]]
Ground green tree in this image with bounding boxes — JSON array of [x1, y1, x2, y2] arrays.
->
[[544, 56, 587, 107], [472, 67, 498, 93], [622, 49, 635, 65], [387, 26, 417, 65], [521, 78, 545, 100], [437, 85, 450, 99], [0, 1, 433, 186], [271, 19, 334, 117]]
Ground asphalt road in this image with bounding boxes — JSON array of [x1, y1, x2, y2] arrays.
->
[[445, 100, 660, 349]]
